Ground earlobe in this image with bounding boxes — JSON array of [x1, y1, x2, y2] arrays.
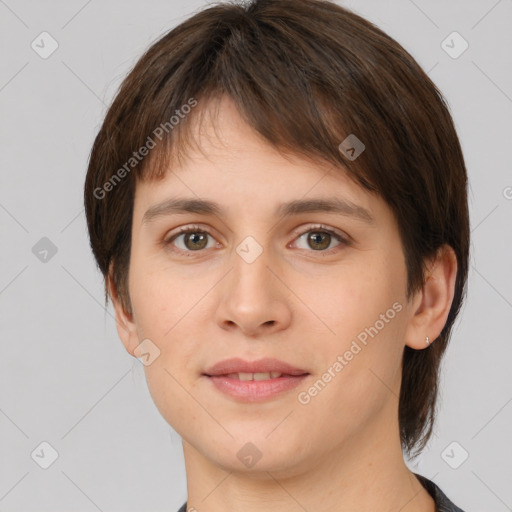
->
[[107, 271, 139, 357], [404, 245, 458, 350]]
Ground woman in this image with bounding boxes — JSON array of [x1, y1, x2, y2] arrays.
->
[[84, 1, 469, 510]]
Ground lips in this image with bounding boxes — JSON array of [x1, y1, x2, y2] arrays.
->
[[203, 357, 309, 378], [202, 357, 309, 402]]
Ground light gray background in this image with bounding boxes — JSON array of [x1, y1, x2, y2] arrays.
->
[[1, 0, 511, 511]]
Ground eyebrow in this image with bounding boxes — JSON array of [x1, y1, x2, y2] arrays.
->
[[141, 197, 375, 225]]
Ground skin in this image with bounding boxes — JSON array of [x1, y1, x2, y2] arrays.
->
[[110, 95, 457, 512]]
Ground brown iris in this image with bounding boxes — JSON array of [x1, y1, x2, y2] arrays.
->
[[184, 232, 209, 250], [307, 231, 331, 250]]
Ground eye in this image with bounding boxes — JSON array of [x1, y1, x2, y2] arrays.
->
[[291, 224, 350, 255], [164, 225, 218, 256], [164, 224, 350, 257]]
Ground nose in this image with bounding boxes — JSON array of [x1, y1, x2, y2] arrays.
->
[[214, 241, 293, 338]]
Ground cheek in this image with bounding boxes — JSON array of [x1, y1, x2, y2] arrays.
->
[[295, 260, 407, 423], [129, 256, 185, 337], [128, 254, 207, 359], [129, 264, 202, 431], [302, 258, 405, 342]]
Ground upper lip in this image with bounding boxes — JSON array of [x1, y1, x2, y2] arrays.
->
[[203, 357, 309, 376]]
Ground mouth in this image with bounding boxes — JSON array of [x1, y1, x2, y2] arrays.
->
[[202, 358, 310, 402]]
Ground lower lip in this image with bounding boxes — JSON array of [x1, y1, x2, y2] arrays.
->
[[205, 374, 309, 402]]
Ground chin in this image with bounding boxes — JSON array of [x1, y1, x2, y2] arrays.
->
[[196, 434, 314, 479]]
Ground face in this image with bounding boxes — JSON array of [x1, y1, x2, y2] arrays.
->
[[119, 96, 417, 477]]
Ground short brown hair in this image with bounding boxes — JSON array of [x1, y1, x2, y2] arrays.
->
[[84, 0, 470, 458]]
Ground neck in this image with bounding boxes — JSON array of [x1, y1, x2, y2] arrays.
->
[[181, 415, 435, 512]]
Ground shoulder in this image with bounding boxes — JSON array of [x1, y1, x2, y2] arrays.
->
[[415, 473, 466, 512]]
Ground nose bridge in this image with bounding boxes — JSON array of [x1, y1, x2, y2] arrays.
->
[[231, 232, 274, 301]]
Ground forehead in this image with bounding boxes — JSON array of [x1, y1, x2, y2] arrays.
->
[[136, 97, 360, 191], [132, 95, 389, 228]]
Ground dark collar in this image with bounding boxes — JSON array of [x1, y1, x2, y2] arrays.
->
[[415, 473, 466, 512]]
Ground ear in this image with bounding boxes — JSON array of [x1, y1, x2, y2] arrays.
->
[[404, 245, 458, 350], [107, 269, 139, 358]]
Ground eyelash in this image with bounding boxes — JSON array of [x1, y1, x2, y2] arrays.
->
[[163, 224, 351, 258]]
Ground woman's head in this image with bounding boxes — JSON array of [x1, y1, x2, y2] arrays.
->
[[84, 0, 469, 462]]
